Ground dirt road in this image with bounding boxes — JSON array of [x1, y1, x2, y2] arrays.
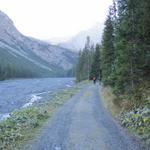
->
[[24, 84, 149, 150]]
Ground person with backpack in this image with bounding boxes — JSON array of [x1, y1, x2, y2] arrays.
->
[[93, 76, 96, 84]]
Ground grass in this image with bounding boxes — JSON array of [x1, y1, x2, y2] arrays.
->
[[100, 86, 121, 117], [0, 83, 85, 150], [0, 107, 49, 150], [100, 85, 150, 145]]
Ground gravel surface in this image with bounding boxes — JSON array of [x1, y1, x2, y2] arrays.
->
[[24, 84, 150, 150]]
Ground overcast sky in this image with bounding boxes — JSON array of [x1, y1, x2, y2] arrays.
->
[[0, 0, 112, 41]]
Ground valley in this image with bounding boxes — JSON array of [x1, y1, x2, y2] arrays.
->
[[0, 10, 77, 80]]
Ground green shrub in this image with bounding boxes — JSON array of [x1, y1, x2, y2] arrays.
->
[[0, 107, 48, 150], [119, 106, 150, 144]]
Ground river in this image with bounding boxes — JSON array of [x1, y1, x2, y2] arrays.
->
[[0, 78, 75, 120]]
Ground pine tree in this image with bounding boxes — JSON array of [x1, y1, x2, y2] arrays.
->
[[90, 44, 101, 81], [137, 0, 150, 81], [113, 0, 148, 94], [76, 36, 95, 82], [101, 7, 115, 86]]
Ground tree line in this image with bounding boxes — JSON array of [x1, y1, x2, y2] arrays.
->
[[76, 0, 150, 105], [0, 61, 37, 80], [76, 36, 101, 82], [0, 54, 48, 80]]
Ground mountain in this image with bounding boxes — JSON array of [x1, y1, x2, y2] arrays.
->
[[58, 23, 104, 51], [0, 10, 77, 80]]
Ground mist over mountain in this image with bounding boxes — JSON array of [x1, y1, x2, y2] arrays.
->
[[0, 10, 77, 80], [58, 23, 104, 51]]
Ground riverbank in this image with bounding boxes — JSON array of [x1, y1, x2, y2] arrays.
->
[[0, 81, 86, 150]]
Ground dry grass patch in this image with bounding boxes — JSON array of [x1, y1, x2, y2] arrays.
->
[[100, 86, 121, 117]]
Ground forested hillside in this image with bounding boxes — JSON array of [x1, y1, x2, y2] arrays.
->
[[0, 47, 53, 80], [0, 10, 77, 80], [76, 0, 150, 144]]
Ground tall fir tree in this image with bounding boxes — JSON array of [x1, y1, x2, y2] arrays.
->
[[101, 7, 115, 86], [76, 36, 94, 81], [90, 44, 101, 80], [113, 0, 149, 94]]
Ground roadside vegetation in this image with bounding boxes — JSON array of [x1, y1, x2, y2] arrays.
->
[[76, 0, 150, 145], [0, 83, 85, 150], [101, 86, 150, 145]]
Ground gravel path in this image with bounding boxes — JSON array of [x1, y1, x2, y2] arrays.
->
[[24, 84, 149, 150]]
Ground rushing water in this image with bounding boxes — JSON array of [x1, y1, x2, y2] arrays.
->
[[0, 78, 75, 120]]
